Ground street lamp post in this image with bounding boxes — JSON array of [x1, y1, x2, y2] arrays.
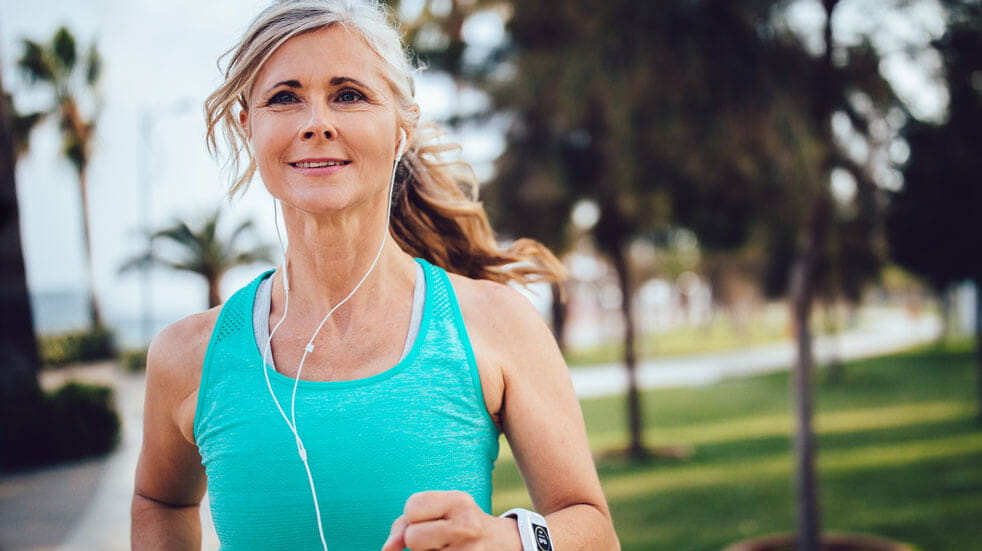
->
[[138, 99, 192, 346]]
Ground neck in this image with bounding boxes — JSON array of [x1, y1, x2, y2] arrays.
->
[[273, 195, 414, 320]]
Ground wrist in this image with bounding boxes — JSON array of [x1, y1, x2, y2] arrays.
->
[[489, 514, 523, 551], [499, 508, 554, 551]]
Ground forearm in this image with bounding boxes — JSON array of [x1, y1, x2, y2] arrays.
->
[[546, 503, 620, 551], [490, 503, 619, 551], [131, 493, 202, 550]]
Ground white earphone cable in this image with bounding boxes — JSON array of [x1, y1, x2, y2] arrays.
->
[[261, 132, 406, 551]]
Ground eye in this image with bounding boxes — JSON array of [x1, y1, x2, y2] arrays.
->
[[336, 88, 366, 103], [267, 90, 298, 105]]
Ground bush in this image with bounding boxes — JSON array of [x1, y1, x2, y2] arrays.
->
[[120, 348, 148, 372], [1, 382, 121, 471], [39, 326, 116, 367]]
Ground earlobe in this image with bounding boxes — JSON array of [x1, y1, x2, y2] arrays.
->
[[239, 109, 250, 139]]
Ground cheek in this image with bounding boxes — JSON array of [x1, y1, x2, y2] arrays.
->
[[250, 118, 297, 178], [345, 118, 396, 165]]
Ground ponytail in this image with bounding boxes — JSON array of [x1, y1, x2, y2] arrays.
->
[[390, 123, 565, 287]]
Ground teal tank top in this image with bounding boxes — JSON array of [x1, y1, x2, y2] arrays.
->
[[194, 258, 500, 550]]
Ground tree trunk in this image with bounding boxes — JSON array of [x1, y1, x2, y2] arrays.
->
[[208, 278, 222, 309], [0, 72, 43, 466], [786, 1, 838, 548], [790, 193, 831, 551], [938, 284, 952, 342], [550, 281, 568, 354], [824, 298, 844, 384], [77, 169, 103, 328], [974, 278, 982, 424], [610, 245, 645, 460]]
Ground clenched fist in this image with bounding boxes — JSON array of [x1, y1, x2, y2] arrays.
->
[[381, 491, 521, 551]]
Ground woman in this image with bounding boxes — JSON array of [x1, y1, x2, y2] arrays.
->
[[131, 1, 619, 549]]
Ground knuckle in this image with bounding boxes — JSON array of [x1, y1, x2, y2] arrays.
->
[[404, 491, 431, 513]]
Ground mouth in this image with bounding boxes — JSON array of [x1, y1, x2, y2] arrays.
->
[[289, 160, 351, 168]]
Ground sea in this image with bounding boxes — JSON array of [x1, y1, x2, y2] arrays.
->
[[31, 289, 181, 349]]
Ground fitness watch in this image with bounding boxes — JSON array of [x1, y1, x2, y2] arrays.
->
[[500, 508, 554, 551]]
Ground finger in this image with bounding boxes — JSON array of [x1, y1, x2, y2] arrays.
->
[[403, 490, 472, 523], [381, 515, 409, 551], [404, 518, 473, 551]]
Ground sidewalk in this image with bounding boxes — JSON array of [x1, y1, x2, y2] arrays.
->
[[0, 310, 941, 550], [570, 309, 942, 398]]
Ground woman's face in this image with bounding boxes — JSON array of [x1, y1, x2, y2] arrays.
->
[[242, 25, 404, 216]]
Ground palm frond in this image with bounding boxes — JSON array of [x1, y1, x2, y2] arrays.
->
[[9, 102, 46, 159], [120, 208, 275, 306], [85, 42, 101, 86], [226, 218, 256, 250], [117, 252, 156, 274], [17, 40, 55, 84], [51, 27, 77, 73], [230, 246, 277, 267], [61, 131, 86, 174]]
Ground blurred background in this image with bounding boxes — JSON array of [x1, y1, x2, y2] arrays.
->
[[1, 0, 980, 550]]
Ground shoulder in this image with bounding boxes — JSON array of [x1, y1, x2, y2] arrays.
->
[[146, 306, 223, 402], [447, 274, 548, 334], [446, 273, 561, 376]]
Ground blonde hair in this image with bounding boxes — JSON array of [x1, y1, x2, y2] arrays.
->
[[204, 0, 564, 285]]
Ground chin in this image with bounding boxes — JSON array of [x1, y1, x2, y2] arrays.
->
[[281, 189, 388, 218]]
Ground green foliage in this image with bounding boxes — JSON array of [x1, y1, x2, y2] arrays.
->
[[120, 348, 148, 373], [119, 208, 275, 308], [16, 25, 104, 327], [16, 27, 100, 175], [39, 326, 116, 367], [51, 27, 77, 72], [493, 341, 982, 550], [1, 382, 120, 471], [886, 2, 982, 290]]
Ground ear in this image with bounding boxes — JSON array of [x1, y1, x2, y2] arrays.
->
[[239, 109, 251, 140], [400, 104, 419, 145]]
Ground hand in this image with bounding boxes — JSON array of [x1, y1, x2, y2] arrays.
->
[[381, 490, 521, 551]]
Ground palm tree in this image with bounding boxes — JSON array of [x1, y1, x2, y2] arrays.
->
[[1, 64, 44, 452], [120, 209, 275, 308], [17, 26, 103, 328]]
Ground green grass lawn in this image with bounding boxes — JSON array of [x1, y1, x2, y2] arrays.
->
[[493, 340, 982, 550]]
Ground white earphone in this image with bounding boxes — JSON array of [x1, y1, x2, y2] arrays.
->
[[395, 127, 407, 163], [263, 127, 408, 551]]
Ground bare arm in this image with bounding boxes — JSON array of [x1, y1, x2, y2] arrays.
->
[[381, 275, 619, 551], [479, 281, 619, 550], [131, 311, 216, 550]]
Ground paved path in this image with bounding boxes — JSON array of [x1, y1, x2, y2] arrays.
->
[[0, 310, 941, 550], [571, 309, 941, 398]]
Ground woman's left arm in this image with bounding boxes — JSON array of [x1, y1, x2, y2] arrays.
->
[[383, 279, 620, 551]]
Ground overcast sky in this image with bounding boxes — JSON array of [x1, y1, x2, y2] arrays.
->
[[1, 0, 505, 339], [0, 0, 947, 343]]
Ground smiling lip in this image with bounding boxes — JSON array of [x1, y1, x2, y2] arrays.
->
[[288, 158, 351, 169], [288, 158, 351, 176]]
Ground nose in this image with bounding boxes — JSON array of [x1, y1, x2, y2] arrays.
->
[[299, 104, 336, 141]]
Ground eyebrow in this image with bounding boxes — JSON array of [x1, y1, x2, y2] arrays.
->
[[330, 76, 371, 88], [262, 76, 372, 96]]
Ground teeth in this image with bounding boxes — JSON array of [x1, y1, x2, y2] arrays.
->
[[294, 161, 347, 168]]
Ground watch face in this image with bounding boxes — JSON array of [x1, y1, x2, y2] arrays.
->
[[533, 523, 552, 551]]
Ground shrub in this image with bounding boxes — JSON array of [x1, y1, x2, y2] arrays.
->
[[39, 326, 116, 367], [1, 382, 120, 471], [120, 348, 148, 372]]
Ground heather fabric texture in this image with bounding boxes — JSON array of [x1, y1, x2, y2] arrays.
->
[[194, 258, 500, 550]]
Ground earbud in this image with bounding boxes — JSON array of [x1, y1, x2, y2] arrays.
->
[[395, 128, 407, 164]]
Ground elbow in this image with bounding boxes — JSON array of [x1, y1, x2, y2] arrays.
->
[[132, 490, 201, 512]]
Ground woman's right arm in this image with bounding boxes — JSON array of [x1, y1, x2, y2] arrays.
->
[[131, 310, 218, 550]]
